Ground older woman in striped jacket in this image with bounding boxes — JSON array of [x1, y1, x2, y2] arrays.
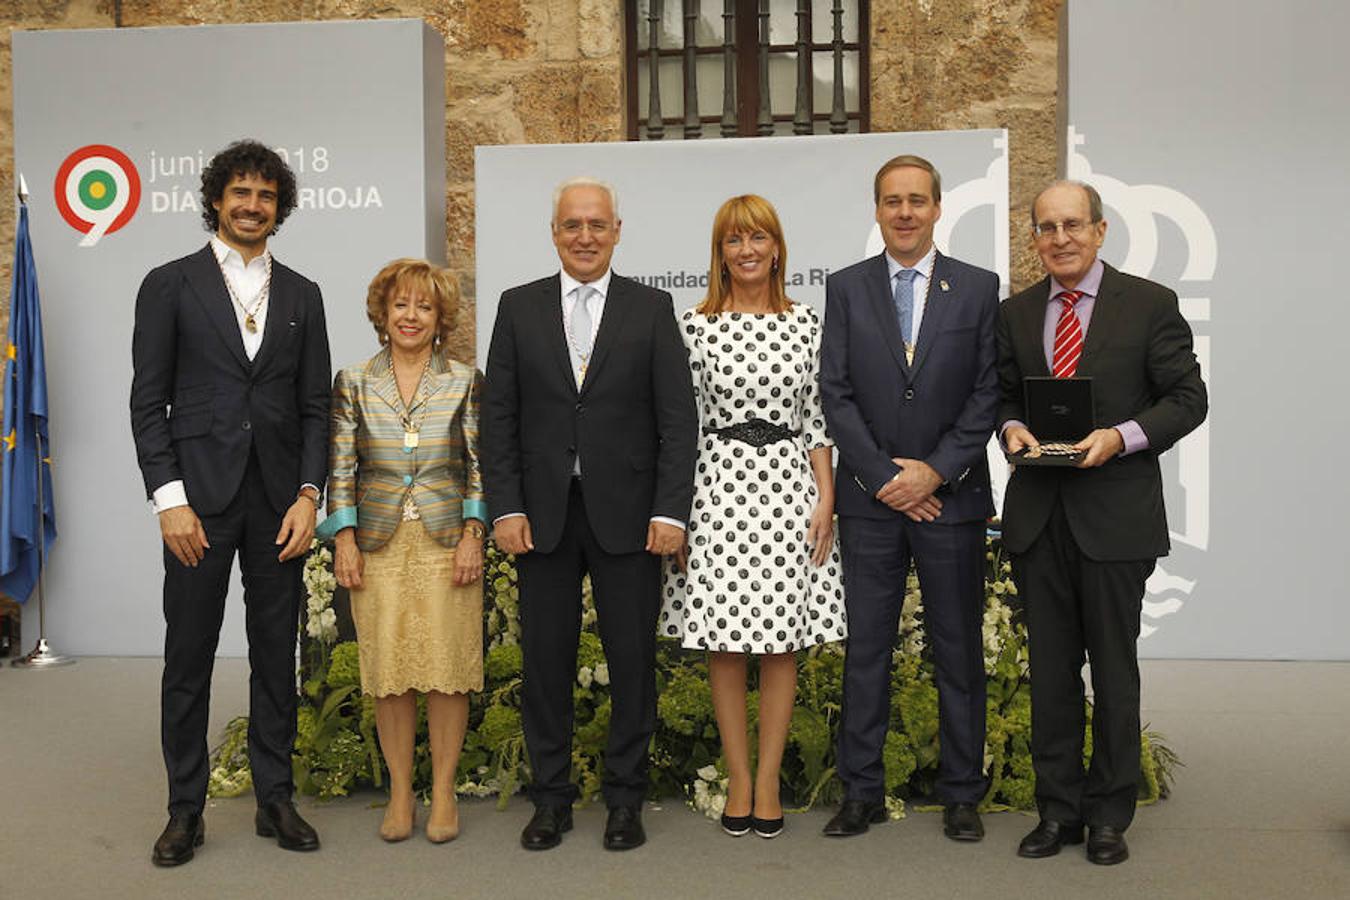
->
[[319, 259, 487, 844]]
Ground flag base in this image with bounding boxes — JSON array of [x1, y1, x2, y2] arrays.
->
[[11, 637, 75, 669]]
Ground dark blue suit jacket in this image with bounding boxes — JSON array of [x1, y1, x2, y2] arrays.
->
[[820, 251, 999, 523], [130, 245, 331, 517]]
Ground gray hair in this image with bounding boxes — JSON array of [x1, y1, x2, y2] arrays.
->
[[1030, 180, 1103, 226], [551, 176, 620, 223]]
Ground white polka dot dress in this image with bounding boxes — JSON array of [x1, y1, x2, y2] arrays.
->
[[660, 304, 847, 654]]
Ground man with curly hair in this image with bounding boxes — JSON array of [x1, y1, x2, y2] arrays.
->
[[131, 139, 331, 866]]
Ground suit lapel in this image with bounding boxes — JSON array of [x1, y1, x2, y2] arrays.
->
[[184, 244, 250, 371], [864, 254, 911, 377], [1077, 263, 1124, 375], [365, 347, 405, 416], [1020, 277, 1052, 377], [251, 258, 295, 376], [579, 275, 630, 395], [908, 252, 954, 380], [539, 276, 578, 395]]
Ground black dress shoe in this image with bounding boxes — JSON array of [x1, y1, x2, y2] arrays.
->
[[255, 800, 320, 852], [1087, 825, 1129, 865], [1017, 819, 1085, 858], [520, 804, 573, 851], [942, 803, 984, 842], [720, 812, 752, 837], [603, 805, 646, 851], [822, 799, 887, 837], [751, 815, 784, 839], [152, 812, 204, 867]]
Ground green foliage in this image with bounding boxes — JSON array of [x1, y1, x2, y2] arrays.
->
[[208, 537, 1181, 816]]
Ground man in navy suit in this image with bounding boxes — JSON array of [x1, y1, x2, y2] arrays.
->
[[820, 155, 999, 841], [131, 140, 330, 866]]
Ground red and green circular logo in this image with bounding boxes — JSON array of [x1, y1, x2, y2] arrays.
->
[[54, 145, 141, 246]]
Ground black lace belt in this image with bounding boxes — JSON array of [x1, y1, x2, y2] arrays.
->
[[706, 417, 795, 447]]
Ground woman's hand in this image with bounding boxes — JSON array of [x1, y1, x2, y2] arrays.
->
[[806, 501, 834, 567], [334, 529, 364, 589], [453, 533, 484, 586]]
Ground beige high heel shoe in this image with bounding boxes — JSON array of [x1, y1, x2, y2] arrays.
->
[[426, 793, 459, 844], [380, 792, 416, 842]]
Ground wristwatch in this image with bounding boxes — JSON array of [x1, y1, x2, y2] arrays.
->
[[464, 519, 487, 540], [297, 486, 321, 506]]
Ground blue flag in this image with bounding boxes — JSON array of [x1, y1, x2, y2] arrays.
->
[[0, 202, 57, 602]]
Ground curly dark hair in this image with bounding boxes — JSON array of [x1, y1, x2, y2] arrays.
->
[[199, 139, 298, 235]]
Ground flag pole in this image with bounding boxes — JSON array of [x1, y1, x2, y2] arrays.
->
[[11, 174, 72, 669]]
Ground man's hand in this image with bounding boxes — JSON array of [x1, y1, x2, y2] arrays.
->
[[645, 520, 685, 557], [275, 496, 317, 562], [876, 458, 944, 518], [674, 539, 689, 573], [334, 530, 364, 589], [1003, 424, 1038, 454], [901, 495, 944, 523], [1075, 427, 1124, 468], [493, 515, 534, 556], [160, 505, 209, 567]]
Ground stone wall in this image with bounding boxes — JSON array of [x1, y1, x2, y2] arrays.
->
[[0, 0, 1062, 363]]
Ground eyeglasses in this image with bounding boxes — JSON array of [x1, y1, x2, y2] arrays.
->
[[1032, 219, 1097, 240], [557, 219, 614, 236]]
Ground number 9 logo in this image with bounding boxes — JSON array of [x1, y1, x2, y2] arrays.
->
[[54, 145, 142, 247]]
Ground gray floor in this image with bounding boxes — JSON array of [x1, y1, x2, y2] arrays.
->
[[3, 658, 1348, 898]]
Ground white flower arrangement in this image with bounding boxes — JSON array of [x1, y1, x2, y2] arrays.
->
[[690, 764, 728, 819], [302, 541, 339, 645]]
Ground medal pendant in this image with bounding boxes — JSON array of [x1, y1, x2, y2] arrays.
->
[[404, 430, 420, 449], [245, 315, 257, 334]]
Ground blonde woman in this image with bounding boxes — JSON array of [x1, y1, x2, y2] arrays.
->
[[660, 196, 845, 838], [321, 259, 486, 843]]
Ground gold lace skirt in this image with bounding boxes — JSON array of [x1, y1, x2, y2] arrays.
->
[[349, 519, 483, 698]]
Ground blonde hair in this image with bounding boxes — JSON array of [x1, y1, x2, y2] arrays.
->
[[696, 194, 790, 316], [365, 258, 460, 347]]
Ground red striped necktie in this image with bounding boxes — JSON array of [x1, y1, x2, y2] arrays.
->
[[1052, 290, 1084, 378]]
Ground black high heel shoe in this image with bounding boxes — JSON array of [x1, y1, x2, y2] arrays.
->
[[751, 814, 784, 838], [720, 811, 752, 837]]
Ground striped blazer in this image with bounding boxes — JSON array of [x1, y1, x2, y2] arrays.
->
[[318, 348, 487, 551]]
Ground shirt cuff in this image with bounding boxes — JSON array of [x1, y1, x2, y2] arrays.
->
[[650, 516, 686, 531], [315, 506, 357, 542], [151, 480, 189, 514], [462, 498, 489, 524], [492, 512, 526, 525], [1114, 420, 1149, 456]]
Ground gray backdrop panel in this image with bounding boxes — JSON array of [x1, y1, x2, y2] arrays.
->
[[1066, 0, 1348, 659], [12, 20, 446, 656]]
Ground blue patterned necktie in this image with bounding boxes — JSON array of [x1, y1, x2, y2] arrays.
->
[[893, 268, 917, 350]]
